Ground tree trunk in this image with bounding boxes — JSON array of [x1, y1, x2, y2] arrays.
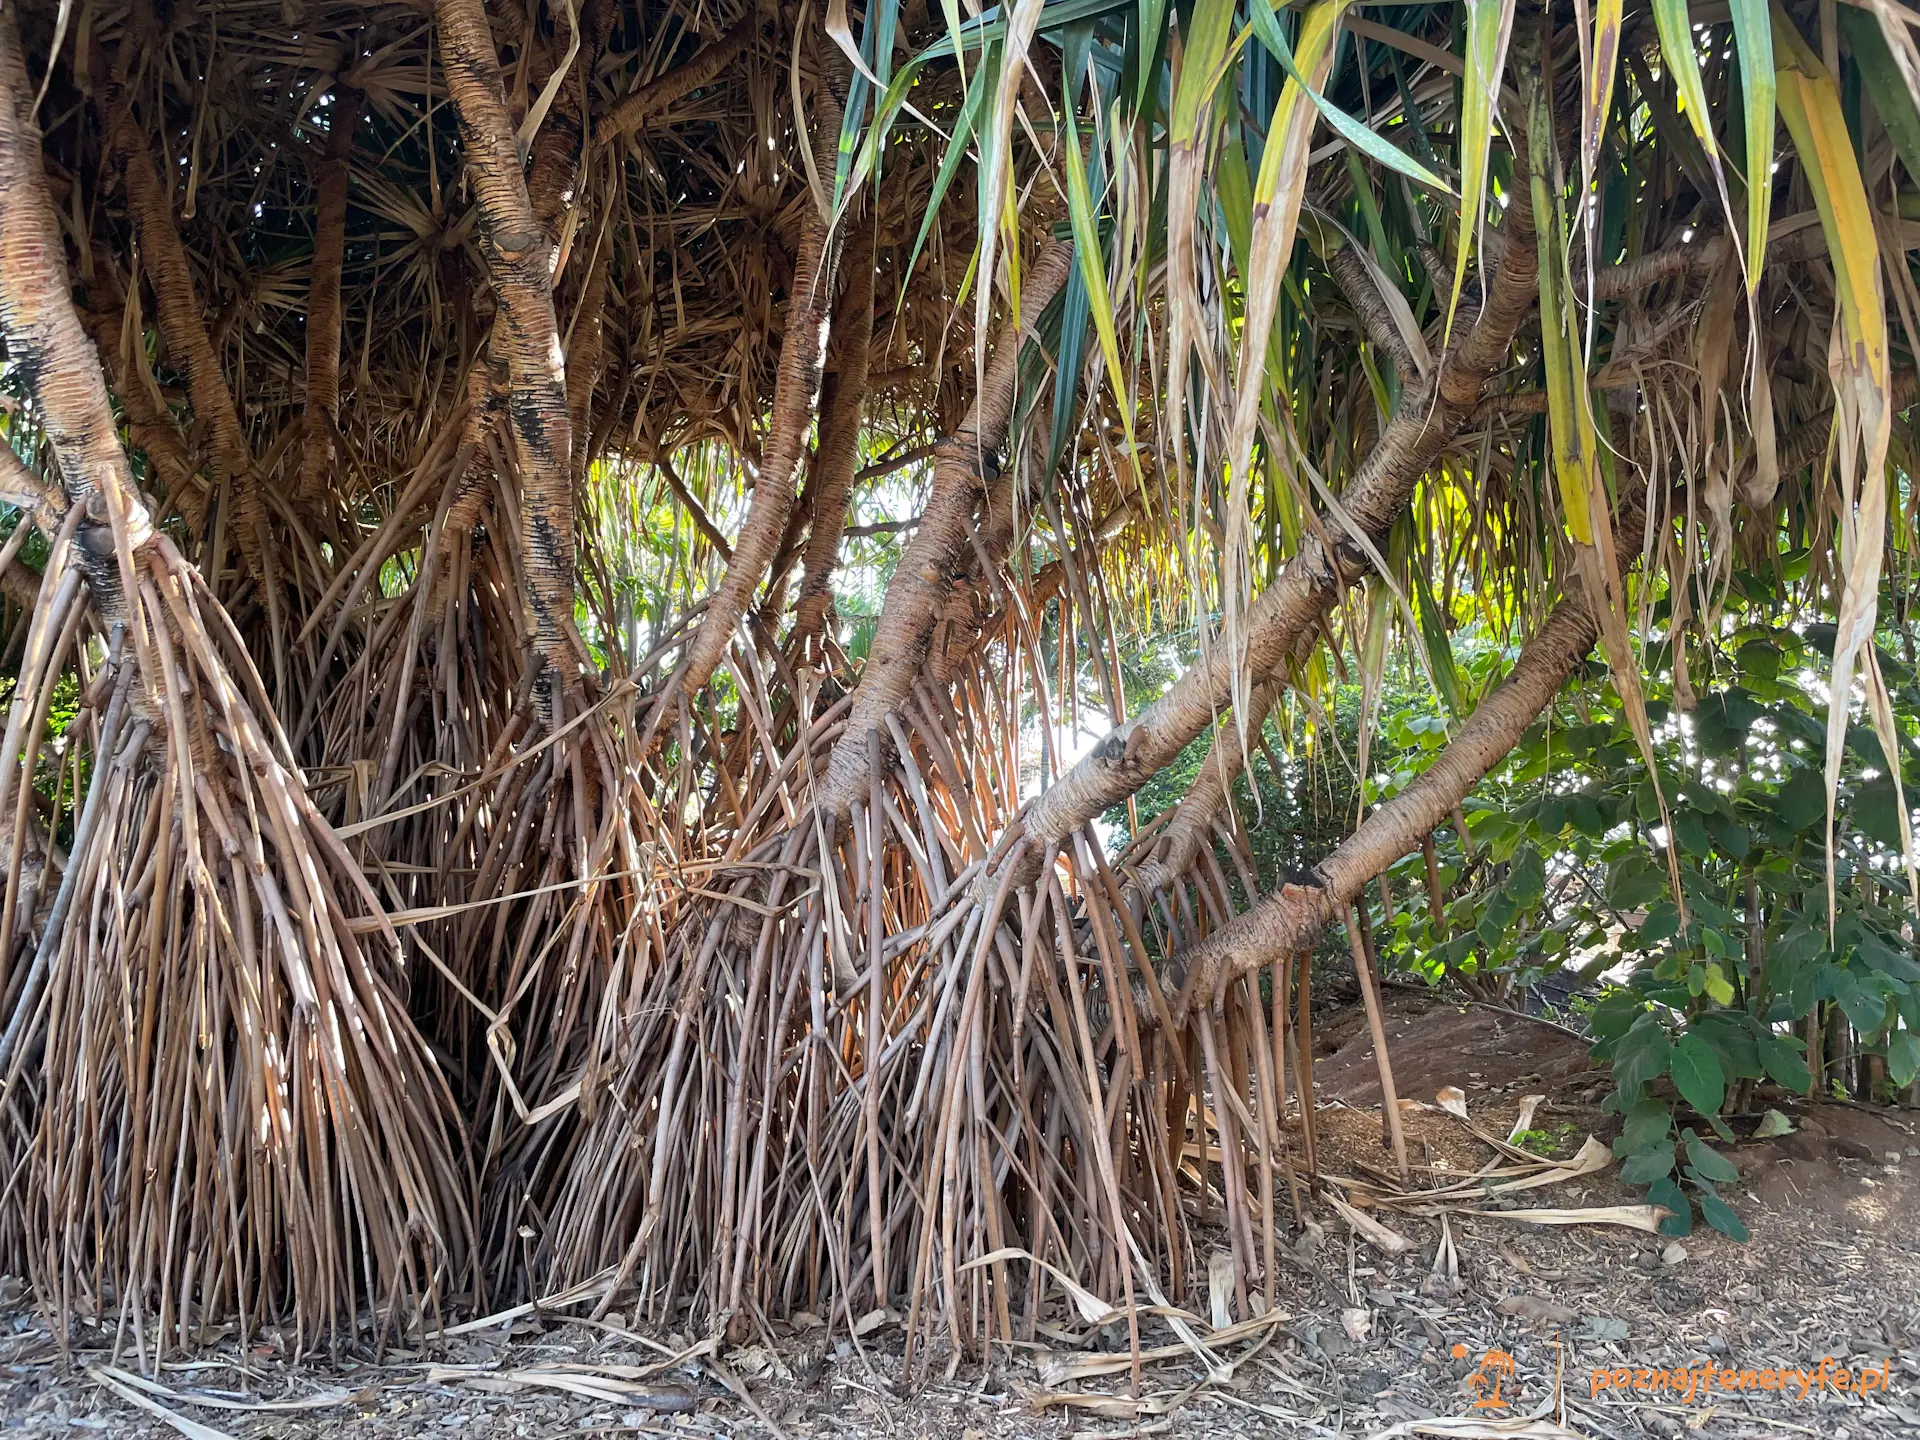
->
[[76, 252, 200, 529], [654, 58, 848, 719], [436, 0, 584, 690], [813, 240, 1075, 818], [95, 36, 264, 579], [297, 88, 364, 517], [789, 215, 878, 653], [0, 10, 466, 1339]]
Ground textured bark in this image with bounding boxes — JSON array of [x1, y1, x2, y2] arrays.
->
[[95, 38, 260, 575], [1127, 678, 1284, 895], [296, 89, 363, 515], [813, 240, 1076, 818], [438, 3, 612, 551], [595, 10, 757, 149], [1328, 245, 1414, 375], [437, 0, 583, 685], [528, 0, 618, 233], [1, 24, 146, 598], [789, 218, 877, 653], [0, 445, 63, 526], [656, 63, 847, 713], [988, 148, 1541, 886], [566, 243, 614, 488], [1171, 498, 1657, 1021], [77, 254, 199, 527]]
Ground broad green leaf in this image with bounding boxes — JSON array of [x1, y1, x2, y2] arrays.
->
[[1757, 1031, 1812, 1093], [1620, 1143, 1676, 1183], [1614, 1021, 1673, 1098], [1670, 1034, 1726, 1115], [1683, 1132, 1740, 1184], [1697, 1190, 1750, 1240], [1506, 845, 1545, 908], [1890, 1030, 1920, 1089], [1646, 1176, 1693, 1236], [1617, 1094, 1674, 1152], [1829, 965, 1888, 1036], [1639, 901, 1681, 944], [1772, 768, 1825, 830]]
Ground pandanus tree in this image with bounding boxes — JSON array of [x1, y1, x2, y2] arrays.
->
[[0, 0, 1914, 1371]]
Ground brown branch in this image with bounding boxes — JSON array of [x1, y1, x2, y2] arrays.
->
[[987, 133, 1543, 887], [436, 0, 583, 687], [1127, 678, 1285, 896], [94, 35, 263, 574], [812, 239, 1076, 818], [1172, 496, 1659, 1024], [790, 217, 877, 652], [856, 442, 939, 482], [0, 16, 143, 620], [566, 239, 615, 486], [656, 455, 733, 562], [297, 88, 363, 516], [1328, 244, 1414, 375], [77, 252, 199, 529], [652, 60, 848, 721], [594, 11, 758, 150]]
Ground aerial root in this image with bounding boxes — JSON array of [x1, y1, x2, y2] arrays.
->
[[0, 529, 470, 1361]]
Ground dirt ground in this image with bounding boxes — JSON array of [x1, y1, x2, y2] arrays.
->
[[1, 991, 1914, 1440]]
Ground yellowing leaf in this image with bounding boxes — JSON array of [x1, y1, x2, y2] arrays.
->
[[1772, 4, 1906, 923]]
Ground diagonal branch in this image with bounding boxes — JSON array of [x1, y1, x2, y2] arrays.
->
[[812, 239, 1076, 818], [982, 142, 1542, 889], [1171, 495, 1660, 1023], [594, 10, 758, 149], [648, 58, 848, 727]]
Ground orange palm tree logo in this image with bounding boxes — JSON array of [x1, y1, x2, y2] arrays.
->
[[1452, 1343, 1517, 1410]]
